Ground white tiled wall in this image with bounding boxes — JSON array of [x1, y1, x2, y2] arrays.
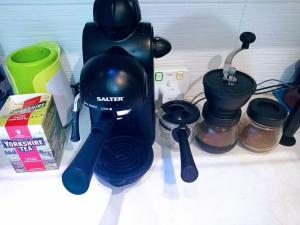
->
[[0, 0, 299, 97]]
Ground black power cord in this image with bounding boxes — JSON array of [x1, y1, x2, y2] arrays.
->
[[255, 81, 295, 95], [256, 83, 287, 92], [254, 86, 288, 95], [193, 97, 206, 105]]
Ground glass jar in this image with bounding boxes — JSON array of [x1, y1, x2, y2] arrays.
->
[[195, 102, 240, 154], [239, 98, 288, 152], [195, 120, 238, 154]]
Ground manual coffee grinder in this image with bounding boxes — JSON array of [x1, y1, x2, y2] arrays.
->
[[62, 0, 171, 194], [196, 32, 257, 154]]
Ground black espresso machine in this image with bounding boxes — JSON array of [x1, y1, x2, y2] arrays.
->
[[62, 0, 171, 194]]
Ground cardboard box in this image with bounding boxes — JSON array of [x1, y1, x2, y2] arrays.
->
[[0, 93, 65, 172]]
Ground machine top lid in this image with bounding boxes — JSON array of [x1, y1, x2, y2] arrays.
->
[[93, 0, 141, 39]]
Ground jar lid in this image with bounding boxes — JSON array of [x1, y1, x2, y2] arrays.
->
[[202, 102, 241, 126], [247, 98, 288, 127], [161, 100, 200, 126]]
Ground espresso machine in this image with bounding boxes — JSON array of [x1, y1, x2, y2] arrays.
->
[[62, 0, 171, 194]]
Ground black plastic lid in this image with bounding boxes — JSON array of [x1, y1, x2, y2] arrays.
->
[[202, 102, 241, 126], [93, 0, 141, 40], [203, 69, 256, 96], [247, 98, 288, 127], [161, 100, 200, 126]]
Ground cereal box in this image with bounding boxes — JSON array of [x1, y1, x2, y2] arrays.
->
[[0, 93, 65, 172]]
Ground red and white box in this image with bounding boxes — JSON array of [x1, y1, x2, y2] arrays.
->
[[0, 93, 65, 172]]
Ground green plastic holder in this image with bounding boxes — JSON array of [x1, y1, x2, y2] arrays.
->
[[6, 41, 61, 94], [6, 41, 74, 126]]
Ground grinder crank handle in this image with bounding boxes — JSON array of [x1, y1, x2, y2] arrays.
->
[[223, 32, 256, 84], [62, 113, 116, 195], [173, 127, 199, 183]]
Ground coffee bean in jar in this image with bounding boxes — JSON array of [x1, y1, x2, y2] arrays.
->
[[239, 98, 288, 152]]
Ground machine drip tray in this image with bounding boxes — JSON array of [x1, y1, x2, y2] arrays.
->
[[94, 136, 154, 187]]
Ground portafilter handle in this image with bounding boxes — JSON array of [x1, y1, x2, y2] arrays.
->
[[173, 126, 199, 183], [62, 113, 116, 195]]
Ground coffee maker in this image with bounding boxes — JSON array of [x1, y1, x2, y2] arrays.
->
[[62, 0, 171, 195]]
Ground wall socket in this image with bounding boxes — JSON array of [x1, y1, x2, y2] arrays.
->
[[154, 67, 190, 103]]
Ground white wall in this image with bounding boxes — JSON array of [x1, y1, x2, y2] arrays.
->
[[0, 0, 299, 97]]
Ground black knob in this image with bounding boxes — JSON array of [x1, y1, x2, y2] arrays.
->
[[153, 37, 172, 58], [240, 32, 256, 49], [93, 0, 141, 40]]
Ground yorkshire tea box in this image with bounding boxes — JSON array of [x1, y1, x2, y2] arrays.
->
[[0, 93, 65, 172]]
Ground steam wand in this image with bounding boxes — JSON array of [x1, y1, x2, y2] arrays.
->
[[223, 32, 256, 85], [70, 93, 81, 142]]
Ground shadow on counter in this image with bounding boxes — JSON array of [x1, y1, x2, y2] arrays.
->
[[98, 187, 125, 225], [96, 174, 153, 225]]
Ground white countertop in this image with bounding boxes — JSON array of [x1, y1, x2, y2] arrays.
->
[[1, 106, 300, 225]]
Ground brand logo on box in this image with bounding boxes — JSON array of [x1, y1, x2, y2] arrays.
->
[[1, 138, 45, 152]]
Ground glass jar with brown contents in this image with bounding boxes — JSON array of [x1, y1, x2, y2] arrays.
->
[[195, 102, 241, 154], [239, 98, 288, 152], [196, 120, 239, 153]]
